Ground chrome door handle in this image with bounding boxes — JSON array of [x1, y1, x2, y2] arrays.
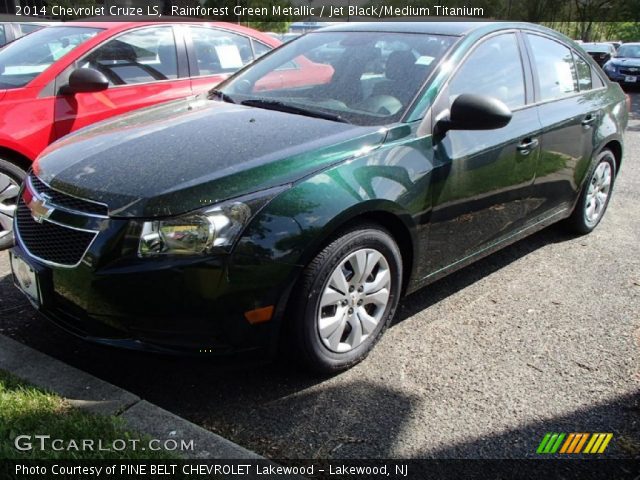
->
[[582, 114, 597, 127], [517, 138, 539, 154]]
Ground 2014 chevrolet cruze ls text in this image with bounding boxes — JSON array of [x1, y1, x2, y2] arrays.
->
[[10, 23, 629, 372]]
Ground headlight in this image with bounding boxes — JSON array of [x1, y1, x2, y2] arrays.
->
[[604, 63, 617, 72], [138, 187, 285, 257]]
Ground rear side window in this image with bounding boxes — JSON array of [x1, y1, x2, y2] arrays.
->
[[188, 26, 253, 76], [19, 24, 43, 36], [527, 34, 578, 101], [573, 53, 593, 91], [449, 33, 525, 109], [82, 26, 178, 85]]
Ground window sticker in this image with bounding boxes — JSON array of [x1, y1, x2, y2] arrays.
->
[[215, 45, 243, 69]]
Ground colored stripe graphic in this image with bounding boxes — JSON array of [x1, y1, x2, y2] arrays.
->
[[583, 434, 599, 453], [538, 433, 613, 454], [559, 433, 575, 454], [536, 433, 552, 454], [597, 433, 613, 453]]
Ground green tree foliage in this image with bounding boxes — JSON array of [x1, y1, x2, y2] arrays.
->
[[204, 0, 291, 32]]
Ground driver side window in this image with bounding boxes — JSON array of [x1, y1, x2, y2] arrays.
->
[[449, 33, 525, 109], [80, 26, 178, 86]]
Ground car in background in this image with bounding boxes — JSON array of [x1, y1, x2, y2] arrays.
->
[[263, 32, 301, 43], [582, 42, 616, 66], [0, 18, 48, 47], [10, 22, 627, 373], [603, 42, 640, 87], [281, 33, 302, 43], [605, 41, 621, 51], [0, 21, 282, 248]]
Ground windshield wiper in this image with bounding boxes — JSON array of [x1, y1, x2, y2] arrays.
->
[[208, 89, 235, 104], [240, 99, 350, 124]]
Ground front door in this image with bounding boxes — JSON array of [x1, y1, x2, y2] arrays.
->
[[426, 32, 542, 275], [53, 25, 192, 140]]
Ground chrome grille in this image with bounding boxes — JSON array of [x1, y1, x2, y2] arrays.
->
[[29, 175, 107, 216], [15, 174, 104, 267], [16, 201, 96, 266]]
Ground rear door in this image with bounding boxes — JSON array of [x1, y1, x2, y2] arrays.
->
[[426, 32, 543, 273], [185, 26, 259, 95], [53, 25, 192, 140], [524, 33, 603, 215]]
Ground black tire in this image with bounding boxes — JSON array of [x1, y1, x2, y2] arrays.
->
[[565, 149, 616, 235], [292, 224, 403, 374], [0, 158, 26, 250]]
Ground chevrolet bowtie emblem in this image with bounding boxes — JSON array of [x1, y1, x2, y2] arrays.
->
[[25, 190, 54, 224]]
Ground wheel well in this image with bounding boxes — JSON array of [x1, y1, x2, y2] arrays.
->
[[353, 211, 414, 295], [602, 140, 622, 175], [0, 147, 31, 172], [276, 209, 415, 352]]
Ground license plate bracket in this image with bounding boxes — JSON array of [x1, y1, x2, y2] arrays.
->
[[10, 252, 41, 307]]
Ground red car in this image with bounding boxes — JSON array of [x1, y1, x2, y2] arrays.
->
[[0, 21, 284, 247]]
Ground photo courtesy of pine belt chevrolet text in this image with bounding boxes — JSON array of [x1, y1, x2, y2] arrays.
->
[[8, 22, 629, 373]]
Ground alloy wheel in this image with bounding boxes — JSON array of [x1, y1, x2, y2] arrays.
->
[[0, 172, 20, 243], [317, 248, 392, 353], [584, 161, 612, 227]]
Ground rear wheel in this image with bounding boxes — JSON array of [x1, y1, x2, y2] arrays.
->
[[0, 159, 25, 250], [292, 225, 402, 373], [566, 149, 616, 235]]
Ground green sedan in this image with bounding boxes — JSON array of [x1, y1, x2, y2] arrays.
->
[[10, 22, 628, 373]]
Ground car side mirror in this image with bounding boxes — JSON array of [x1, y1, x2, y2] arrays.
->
[[435, 94, 512, 135], [60, 68, 109, 95]]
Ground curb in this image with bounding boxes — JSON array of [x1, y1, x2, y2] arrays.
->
[[0, 334, 261, 460]]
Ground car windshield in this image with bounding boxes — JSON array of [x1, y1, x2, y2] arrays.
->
[[0, 26, 102, 90], [218, 31, 456, 126], [616, 44, 640, 58]]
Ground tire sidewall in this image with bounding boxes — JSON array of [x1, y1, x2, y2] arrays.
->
[[298, 228, 402, 371], [0, 158, 26, 239], [576, 149, 616, 232]]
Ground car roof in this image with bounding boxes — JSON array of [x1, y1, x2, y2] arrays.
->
[[317, 21, 492, 36], [316, 21, 577, 40], [46, 20, 281, 46]]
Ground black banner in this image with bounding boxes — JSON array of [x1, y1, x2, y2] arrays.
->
[[1, 459, 640, 480], [9, 0, 640, 23]]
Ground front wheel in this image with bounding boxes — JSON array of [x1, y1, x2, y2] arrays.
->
[[292, 225, 403, 373], [0, 159, 26, 250], [566, 149, 616, 235]]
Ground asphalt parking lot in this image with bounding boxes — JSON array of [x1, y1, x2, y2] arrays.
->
[[1, 92, 639, 460]]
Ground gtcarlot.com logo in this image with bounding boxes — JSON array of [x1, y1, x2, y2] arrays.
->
[[536, 433, 613, 454], [14, 435, 195, 452]]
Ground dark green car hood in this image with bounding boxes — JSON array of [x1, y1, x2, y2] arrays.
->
[[35, 97, 384, 218]]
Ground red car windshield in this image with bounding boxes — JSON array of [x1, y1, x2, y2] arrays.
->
[[0, 26, 101, 90]]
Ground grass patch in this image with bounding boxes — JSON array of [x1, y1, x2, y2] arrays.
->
[[0, 370, 176, 460]]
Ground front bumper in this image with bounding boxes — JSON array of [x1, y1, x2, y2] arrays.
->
[[605, 70, 640, 86], [10, 237, 300, 357]]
